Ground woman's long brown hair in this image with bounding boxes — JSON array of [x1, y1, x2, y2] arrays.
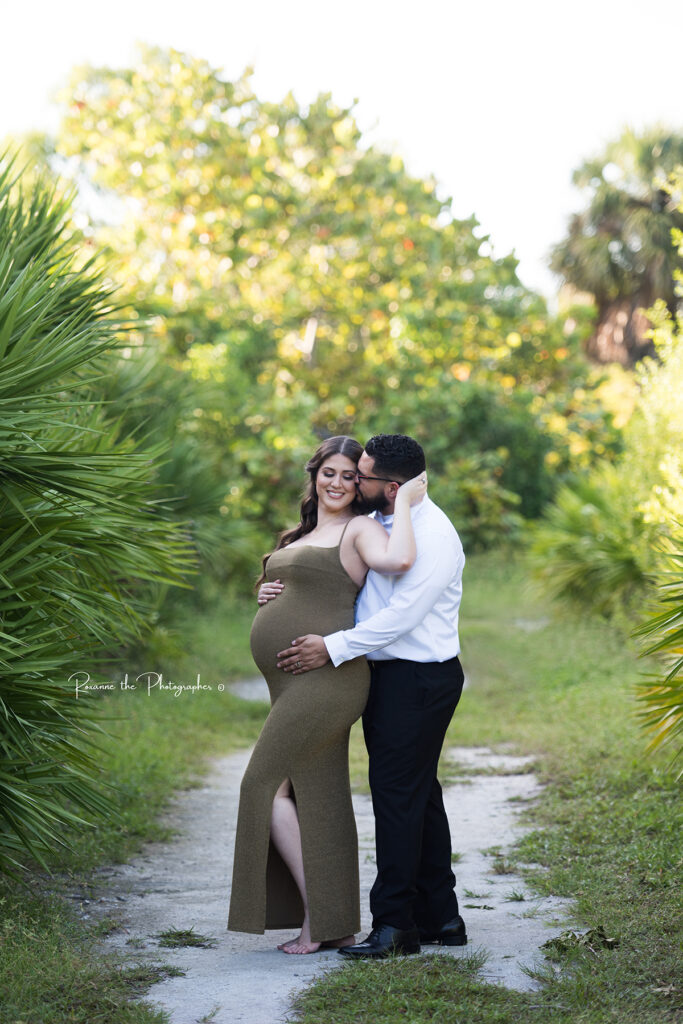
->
[[256, 435, 364, 588]]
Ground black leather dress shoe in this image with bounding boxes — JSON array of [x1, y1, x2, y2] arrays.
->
[[418, 915, 467, 946], [338, 924, 421, 958]]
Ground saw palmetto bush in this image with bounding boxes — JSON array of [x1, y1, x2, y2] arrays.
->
[[0, 156, 195, 876], [528, 466, 655, 616], [634, 547, 683, 774]]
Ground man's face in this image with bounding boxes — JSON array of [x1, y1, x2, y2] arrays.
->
[[355, 452, 394, 514]]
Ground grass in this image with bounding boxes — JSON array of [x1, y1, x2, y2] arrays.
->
[[503, 889, 526, 902], [156, 927, 218, 949], [289, 953, 547, 1024], [0, 888, 178, 1024], [1, 554, 681, 1023], [491, 857, 517, 875]]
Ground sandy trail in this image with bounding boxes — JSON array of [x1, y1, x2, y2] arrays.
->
[[85, 679, 570, 1024]]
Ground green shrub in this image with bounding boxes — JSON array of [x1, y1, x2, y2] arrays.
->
[[530, 301, 683, 616]]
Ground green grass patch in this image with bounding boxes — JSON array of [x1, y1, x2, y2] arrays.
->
[[503, 889, 526, 902], [156, 927, 218, 949], [289, 953, 548, 1024], [0, 884, 178, 1023]]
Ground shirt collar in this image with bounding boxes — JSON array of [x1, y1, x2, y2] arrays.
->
[[375, 494, 430, 527]]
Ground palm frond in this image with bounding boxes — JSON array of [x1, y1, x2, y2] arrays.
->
[[0, 152, 196, 874], [633, 548, 683, 770]]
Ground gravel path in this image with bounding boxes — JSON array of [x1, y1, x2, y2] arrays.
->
[[84, 679, 570, 1024]]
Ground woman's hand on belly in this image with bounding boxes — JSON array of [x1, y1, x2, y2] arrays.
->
[[257, 579, 284, 605]]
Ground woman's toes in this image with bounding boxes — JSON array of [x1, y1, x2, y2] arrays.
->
[[282, 941, 321, 954]]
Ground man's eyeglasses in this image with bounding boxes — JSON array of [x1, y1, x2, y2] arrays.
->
[[356, 472, 398, 484]]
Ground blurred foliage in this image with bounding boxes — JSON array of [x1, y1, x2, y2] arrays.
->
[[533, 167, 683, 606], [92, 344, 270, 584], [0, 155, 195, 875], [551, 127, 683, 365], [629, 303, 683, 530], [428, 451, 523, 553], [536, 166, 683, 765], [530, 303, 683, 615], [17, 44, 622, 572]]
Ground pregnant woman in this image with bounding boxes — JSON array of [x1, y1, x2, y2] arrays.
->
[[228, 435, 426, 954]]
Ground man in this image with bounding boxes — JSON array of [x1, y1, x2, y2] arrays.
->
[[276, 434, 467, 958]]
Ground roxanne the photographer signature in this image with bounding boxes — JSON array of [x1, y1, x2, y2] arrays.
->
[[69, 671, 231, 698]]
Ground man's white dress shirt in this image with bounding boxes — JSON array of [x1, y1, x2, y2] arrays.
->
[[324, 495, 465, 666]]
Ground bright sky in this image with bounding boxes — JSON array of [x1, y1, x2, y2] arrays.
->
[[4, 0, 682, 299]]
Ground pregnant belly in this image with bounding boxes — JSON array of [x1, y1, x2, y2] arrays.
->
[[249, 590, 355, 676]]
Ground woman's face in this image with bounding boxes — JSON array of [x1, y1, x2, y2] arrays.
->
[[315, 454, 358, 514]]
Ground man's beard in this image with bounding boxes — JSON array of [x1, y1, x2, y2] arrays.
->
[[355, 491, 392, 514]]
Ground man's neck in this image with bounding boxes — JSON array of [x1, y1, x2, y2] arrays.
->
[[379, 494, 426, 519]]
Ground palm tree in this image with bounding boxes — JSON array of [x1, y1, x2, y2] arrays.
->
[[0, 155, 195, 876], [551, 128, 683, 365]]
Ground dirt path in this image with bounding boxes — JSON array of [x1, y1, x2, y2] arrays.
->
[[85, 680, 570, 1024]]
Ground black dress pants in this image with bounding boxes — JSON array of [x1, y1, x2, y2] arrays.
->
[[362, 656, 464, 932]]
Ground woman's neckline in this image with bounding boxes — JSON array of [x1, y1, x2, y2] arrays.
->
[[281, 538, 345, 551], [269, 520, 364, 588], [280, 543, 339, 551], [281, 517, 355, 552]]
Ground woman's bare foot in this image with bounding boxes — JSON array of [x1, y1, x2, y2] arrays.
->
[[279, 934, 322, 954], [276, 918, 354, 954], [320, 934, 356, 948], [277, 919, 322, 954]]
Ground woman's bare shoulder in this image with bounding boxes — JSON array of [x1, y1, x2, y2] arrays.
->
[[347, 515, 385, 539]]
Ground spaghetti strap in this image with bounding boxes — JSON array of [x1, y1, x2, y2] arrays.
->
[[338, 517, 354, 547]]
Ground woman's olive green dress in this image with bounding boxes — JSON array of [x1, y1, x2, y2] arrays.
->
[[228, 531, 370, 943]]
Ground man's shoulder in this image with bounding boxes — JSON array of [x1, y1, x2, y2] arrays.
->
[[417, 497, 461, 538], [414, 497, 464, 560]]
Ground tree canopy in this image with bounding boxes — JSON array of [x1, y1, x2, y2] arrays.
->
[[29, 44, 619, 559]]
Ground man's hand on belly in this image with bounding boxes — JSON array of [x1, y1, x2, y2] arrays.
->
[[277, 635, 330, 674]]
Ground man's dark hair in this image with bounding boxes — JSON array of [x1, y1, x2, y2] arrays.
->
[[365, 434, 426, 482]]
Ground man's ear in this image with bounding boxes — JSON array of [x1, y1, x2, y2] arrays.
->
[[386, 481, 400, 499]]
